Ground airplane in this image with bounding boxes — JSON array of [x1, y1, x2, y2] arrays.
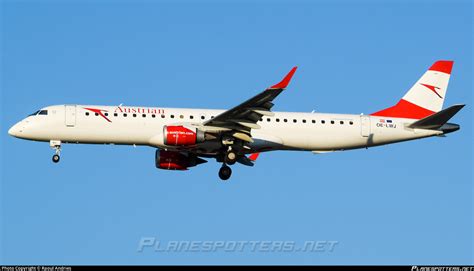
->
[[8, 60, 464, 181]]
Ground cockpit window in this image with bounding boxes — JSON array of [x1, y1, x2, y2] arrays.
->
[[28, 110, 48, 116], [29, 110, 40, 116]]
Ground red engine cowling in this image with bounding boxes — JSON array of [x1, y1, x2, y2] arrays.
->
[[155, 150, 207, 170], [155, 150, 189, 170], [163, 126, 205, 146]]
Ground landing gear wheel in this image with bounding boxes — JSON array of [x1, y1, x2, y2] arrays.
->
[[52, 154, 60, 163], [50, 140, 62, 164], [225, 151, 237, 165], [219, 165, 232, 181]]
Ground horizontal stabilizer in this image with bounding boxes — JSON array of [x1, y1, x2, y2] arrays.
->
[[409, 104, 465, 129]]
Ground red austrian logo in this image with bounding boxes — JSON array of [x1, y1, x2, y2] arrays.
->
[[420, 83, 443, 99], [84, 107, 112, 122]]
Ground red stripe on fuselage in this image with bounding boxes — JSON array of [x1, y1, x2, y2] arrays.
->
[[370, 99, 435, 119]]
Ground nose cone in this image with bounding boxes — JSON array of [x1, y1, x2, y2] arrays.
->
[[8, 123, 21, 137]]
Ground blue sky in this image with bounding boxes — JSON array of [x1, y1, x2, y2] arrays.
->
[[1, 0, 472, 265]]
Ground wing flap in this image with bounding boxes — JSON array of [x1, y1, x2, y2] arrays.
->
[[250, 108, 275, 116], [232, 132, 254, 143], [229, 120, 261, 129]]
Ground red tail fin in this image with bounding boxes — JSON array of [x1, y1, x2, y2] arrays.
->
[[371, 60, 453, 119]]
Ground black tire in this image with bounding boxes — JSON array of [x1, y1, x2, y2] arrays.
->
[[52, 154, 60, 163], [225, 151, 237, 165], [218, 165, 232, 181]]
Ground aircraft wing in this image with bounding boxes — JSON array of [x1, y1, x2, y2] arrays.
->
[[202, 67, 297, 142]]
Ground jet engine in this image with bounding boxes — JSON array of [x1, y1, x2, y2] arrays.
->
[[163, 125, 205, 146], [155, 149, 207, 170]]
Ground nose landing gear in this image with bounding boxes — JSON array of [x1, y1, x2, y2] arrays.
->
[[52, 154, 60, 163], [50, 140, 61, 163]]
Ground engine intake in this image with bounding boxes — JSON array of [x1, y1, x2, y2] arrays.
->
[[163, 125, 205, 146], [155, 150, 207, 170]]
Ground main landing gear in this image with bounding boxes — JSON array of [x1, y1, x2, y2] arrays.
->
[[225, 150, 237, 165], [219, 164, 232, 181], [50, 140, 61, 163], [219, 146, 237, 180]]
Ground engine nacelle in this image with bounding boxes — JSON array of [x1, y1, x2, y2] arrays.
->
[[155, 150, 207, 170], [163, 125, 205, 146], [155, 150, 188, 170]]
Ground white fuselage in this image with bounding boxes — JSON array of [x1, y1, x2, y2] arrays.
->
[[8, 104, 443, 154]]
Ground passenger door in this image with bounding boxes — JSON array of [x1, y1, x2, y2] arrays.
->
[[65, 105, 77, 127]]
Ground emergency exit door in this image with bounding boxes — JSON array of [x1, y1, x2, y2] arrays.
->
[[360, 115, 370, 137]]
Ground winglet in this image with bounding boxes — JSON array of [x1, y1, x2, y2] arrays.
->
[[270, 67, 298, 89], [248, 153, 260, 161]]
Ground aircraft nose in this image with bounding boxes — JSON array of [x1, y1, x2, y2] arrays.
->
[[8, 123, 21, 137]]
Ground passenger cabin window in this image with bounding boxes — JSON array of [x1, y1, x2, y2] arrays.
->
[[85, 112, 90, 116], [312, 120, 316, 124], [350, 121, 354, 125]]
